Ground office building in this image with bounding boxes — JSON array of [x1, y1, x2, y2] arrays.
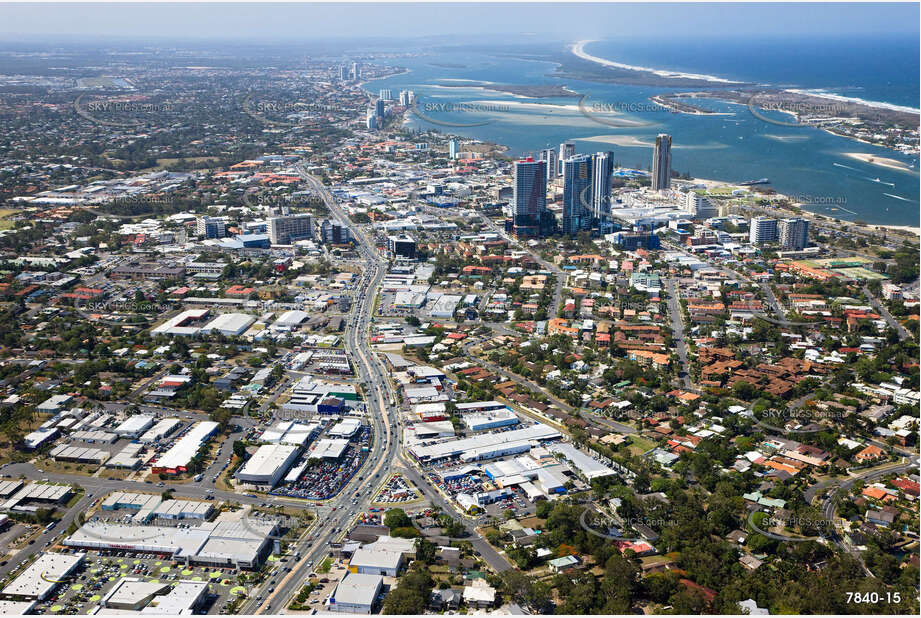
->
[[269, 214, 314, 245], [684, 192, 718, 219], [749, 217, 778, 244], [338, 65, 348, 81], [562, 154, 593, 236], [448, 139, 458, 159], [651, 133, 672, 191], [538, 148, 557, 190], [366, 109, 377, 130], [378, 89, 392, 101], [196, 216, 225, 239], [388, 234, 417, 259], [779, 217, 809, 250], [558, 142, 575, 175], [591, 151, 614, 219], [374, 99, 385, 118], [512, 157, 547, 237], [320, 219, 352, 245]]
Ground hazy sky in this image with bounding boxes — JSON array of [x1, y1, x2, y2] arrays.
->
[[0, 2, 917, 41]]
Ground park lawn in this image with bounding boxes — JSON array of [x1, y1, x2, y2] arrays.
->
[[0, 209, 18, 230], [626, 435, 657, 456]]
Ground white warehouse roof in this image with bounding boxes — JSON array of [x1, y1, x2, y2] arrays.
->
[[201, 313, 255, 336]]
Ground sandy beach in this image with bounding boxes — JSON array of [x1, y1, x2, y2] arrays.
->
[[843, 152, 916, 173], [784, 88, 921, 116], [571, 40, 742, 84]]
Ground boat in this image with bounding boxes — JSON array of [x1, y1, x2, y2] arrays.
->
[[738, 178, 770, 186]]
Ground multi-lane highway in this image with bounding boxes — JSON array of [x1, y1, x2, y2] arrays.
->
[[244, 168, 399, 614]]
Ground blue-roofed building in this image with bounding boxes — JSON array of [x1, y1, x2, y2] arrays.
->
[[236, 234, 271, 248]]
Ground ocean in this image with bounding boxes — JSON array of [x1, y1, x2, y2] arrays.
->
[[364, 35, 919, 227]]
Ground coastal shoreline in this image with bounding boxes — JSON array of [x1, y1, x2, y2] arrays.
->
[[571, 40, 741, 85]]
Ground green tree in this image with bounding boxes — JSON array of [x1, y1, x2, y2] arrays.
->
[[384, 508, 412, 530]]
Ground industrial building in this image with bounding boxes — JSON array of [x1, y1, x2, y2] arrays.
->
[[151, 309, 211, 337], [1, 482, 73, 513], [548, 443, 618, 480], [139, 418, 182, 444], [259, 420, 319, 447], [50, 444, 110, 466], [113, 414, 156, 438], [105, 443, 145, 469], [428, 294, 461, 319], [23, 426, 59, 450], [151, 421, 218, 474], [273, 310, 310, 329], [200, 313, 256, 336], [235, 444, 300, 487], [409, 423, 561, 463]]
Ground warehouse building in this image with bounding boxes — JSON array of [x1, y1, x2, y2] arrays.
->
[[235, 444, 300, 488], [139, 418, 182, 444], [548, 443, 618, 480], [23, 426, 59, 450], [50, 444, 110, 466], [151, 421, 218, 474], [413, 402, 447, 421], [113, 414, 156, 438], [273, 310, 309, 329], [428, 294, 461, 318], [0, 601, 36, 614], [2, 552, 86, 601], [1, 483, 73, 513], [98, 578, 208, 613], [101, 492, 163, 522], [106, 443, 145, 470], [65, 516, 278, 569], [409, 424, 561, 463], [151, 309, 211, 337], [259, 420, 319, 447], [328, 573, 383, 614], [311, 438, 349, 460], [348, 536, 416, 577], [151, 500, 214, 521], [329, 418, 362, 438], [200, 313, 256, 337]]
